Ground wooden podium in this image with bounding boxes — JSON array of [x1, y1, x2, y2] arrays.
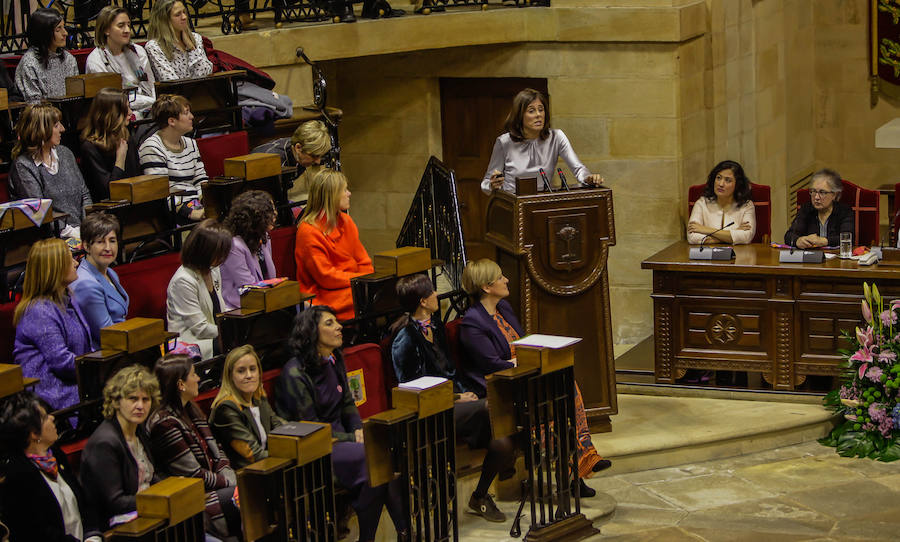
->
[[484, 186, 617, 430]]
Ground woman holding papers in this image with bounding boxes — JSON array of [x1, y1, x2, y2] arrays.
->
[[209, 344, 284, 469], [275, 307, 408, 542], [687, 160, 756, 245], [784, 168, 854, 249], [459, 259, 610, 497], [482, 88, 604, 194], [390, 274, 515, 523]]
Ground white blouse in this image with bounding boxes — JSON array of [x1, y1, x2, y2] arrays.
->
[[85, 45, 156, 114], [687, 197, 757, 245], [40, 471, 83, 540], [481, 129, 592, 194]]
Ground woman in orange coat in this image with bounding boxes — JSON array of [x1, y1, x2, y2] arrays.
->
[[294, 169, 373, 320]]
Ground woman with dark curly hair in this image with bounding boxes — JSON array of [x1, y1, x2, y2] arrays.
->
[[0, 391, 102, 541], [220, 190, 278, 308], [80, 365, 161, 528], [687, 160, 756, 245], [275, 306, 408, 542]]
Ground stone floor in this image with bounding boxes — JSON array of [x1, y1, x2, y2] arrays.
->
[[457, 440, 900, 541]]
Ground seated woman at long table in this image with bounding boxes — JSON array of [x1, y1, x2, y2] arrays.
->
[[459, 259, 610, 498], [209, 344, 285, 469], [390, 274, 515, 524], [784, 168, 854, 249], [481, 88, 603, 194], [687, 160, 756, 245], [275, 306, 408, 542]]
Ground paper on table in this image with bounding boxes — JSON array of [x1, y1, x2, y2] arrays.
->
[[398, 376, 447, 390], [512, 334, 582, 349]]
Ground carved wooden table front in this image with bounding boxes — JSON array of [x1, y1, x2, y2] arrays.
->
[[641, 242, 900, 390]]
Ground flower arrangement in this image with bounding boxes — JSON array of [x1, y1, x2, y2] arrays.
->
[[820, 283, 900, 461]]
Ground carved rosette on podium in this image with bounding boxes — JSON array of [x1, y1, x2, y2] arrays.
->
[[487, 336, 599, 541], [238, 421, 336, 542], [485, 187, 618, 431], [364, 379, 457, 542]]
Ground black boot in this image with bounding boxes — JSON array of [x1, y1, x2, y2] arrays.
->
[[330, 0, 356, 22]]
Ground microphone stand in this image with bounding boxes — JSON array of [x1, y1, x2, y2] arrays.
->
[[556, 168, 570, 191], [698, 222, 735, 249], [539, 168, 554, 193]]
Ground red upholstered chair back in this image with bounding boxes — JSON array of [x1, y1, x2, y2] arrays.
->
[[114, 252, 182, 320], [196, 131, 250, 179], [687, 183, 771, 243], [1, 48, 91, 73], [0, 300, 18, 363], [379, 334, 399, 403], [261, 368, 280, 399], [269, 226, 297, 279], [0, 173, 9, 204], [342, 343, 390, 419], [796, 179, 880, 246], [444, 318, 464, 372]]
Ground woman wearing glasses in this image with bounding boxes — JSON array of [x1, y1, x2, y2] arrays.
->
[[85, 6, 156, 118], [784, 169, 853, 249], [687, 160, 756, 245]]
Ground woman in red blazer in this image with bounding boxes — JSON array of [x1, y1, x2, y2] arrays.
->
[[294, 169, 373, 320]]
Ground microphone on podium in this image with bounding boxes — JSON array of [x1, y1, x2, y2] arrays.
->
[[689, 222, 735, 260], [539, 168, 554, 193], [556, 168, 571, 191]]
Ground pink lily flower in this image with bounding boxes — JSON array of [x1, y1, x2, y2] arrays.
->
[[854, 358, 870, 378], [856, 326, 874, 348], [862, 300, 873, 324]]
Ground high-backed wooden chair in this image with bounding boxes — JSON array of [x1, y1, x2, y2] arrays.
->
[[687, 183, 772, 243], [196, 130, 250, 179], [796, 179, 879, 246]]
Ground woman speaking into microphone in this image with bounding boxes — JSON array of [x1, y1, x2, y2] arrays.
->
[[482, 88, 604, 194]]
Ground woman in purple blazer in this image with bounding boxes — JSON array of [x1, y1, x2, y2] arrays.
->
[[13, 238, 92, 412], [220, 190, 278, 308], [459, 258, 611, 497]]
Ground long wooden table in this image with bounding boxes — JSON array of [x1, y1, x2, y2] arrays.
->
[[641, 242, 900, 390]]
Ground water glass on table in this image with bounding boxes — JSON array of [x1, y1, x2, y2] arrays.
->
[[840, 232, 853, 259]]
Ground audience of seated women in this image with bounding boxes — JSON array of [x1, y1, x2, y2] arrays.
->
[[295, 169, 373, 321], [220, 190, 277, 308], [276, 306, 408, 542], [482, 88, 603, 194], [167, 219, 232, 359], [145, 0, 213, 81], [13, 239, 91, 412], [13, 9, 79, 101], [9, 102, 92, 237], [209, 344, 284, 469], [0, 391, 102, 542], [687, 160, 756, 245], [459, 258, 610, 496], [149, 355, 240, 540], [785, 168, 854, 249], [80, 365, 160, 529], [79, 88, 142, 202], [85, 6, 156, 118], [139, 94, 207, 221], [390, 274, 515, 523], [71, 213, 129, 349]]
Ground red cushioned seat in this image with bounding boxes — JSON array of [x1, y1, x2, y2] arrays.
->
[[797, 179, 879, 246], [688, 182, 772, 244], [269, 226, 297, 279], [196, 131, 250, 179], [444, 318, 464, 372], [0, 300, 18, 364], [114, 252, 182, 320], [60, 438, 88, 473], [0, 173, 10, 204], [342, 343, 389, 419], [2, 48, 92, 75]]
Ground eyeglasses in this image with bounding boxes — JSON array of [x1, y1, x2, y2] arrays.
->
[[809, 189, 835, 197]]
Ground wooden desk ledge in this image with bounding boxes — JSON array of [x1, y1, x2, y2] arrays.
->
[[489, 365, 540, 380], [242, 456, 294, 475], [110, 517, 166, 536], [366, 407, 417, 425]]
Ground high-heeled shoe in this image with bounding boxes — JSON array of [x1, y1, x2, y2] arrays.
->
[[593, 459, 612, 472], [578, 478, 596, 498]]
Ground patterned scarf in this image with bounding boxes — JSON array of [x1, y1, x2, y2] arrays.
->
[[28, 450, 58, 480], [414, 317, 434, 341], [493, 312, 520, 358]]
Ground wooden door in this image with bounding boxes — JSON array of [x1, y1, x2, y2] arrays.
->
[[439, 78, 548, 261]]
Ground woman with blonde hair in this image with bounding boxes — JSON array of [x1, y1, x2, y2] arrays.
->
[[144, 0, 212, 81], [459, 259, 611, 498], [9, 102, 92, 235], [85, 6, 156, 116], [79, 88, 141, 201], [13, 239, 91, 411], [294, 169, 373, 320], [209, 345, 284, 468], [80, 365, 161, 528]]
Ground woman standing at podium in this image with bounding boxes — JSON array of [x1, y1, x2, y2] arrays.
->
[[275, 306, 408, 542], [482, 88, 604, 194], [459, 259, 610, 497], [687, 160, 756, 245]]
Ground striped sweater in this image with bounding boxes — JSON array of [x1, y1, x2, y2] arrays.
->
[[138, 133, 208, 199]]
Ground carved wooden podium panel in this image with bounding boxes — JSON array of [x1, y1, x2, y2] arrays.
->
[[484, 188, 617, 430]]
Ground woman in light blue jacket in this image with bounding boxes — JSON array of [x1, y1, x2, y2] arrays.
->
[[71, 213, 129, 349]]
